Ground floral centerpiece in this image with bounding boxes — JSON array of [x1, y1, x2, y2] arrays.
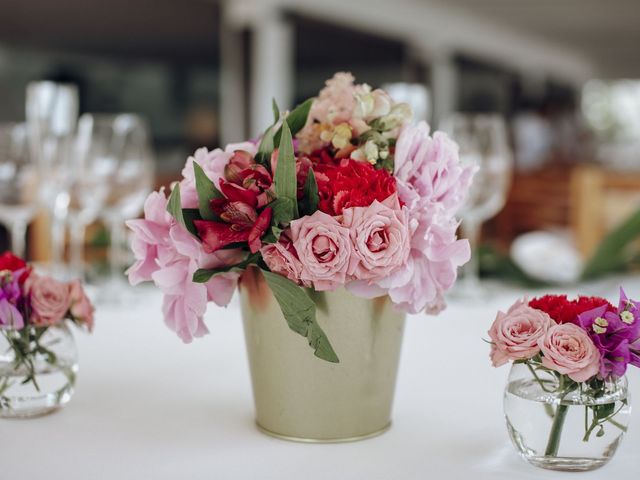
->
[[127, 72, 474, 440], [0, 252, 94, 418], [490, 289, 638, 471]]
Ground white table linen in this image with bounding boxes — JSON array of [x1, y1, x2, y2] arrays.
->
[[3, 277, 640, 479]]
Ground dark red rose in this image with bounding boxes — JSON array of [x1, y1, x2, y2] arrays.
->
[[529, 295, 616, 325], [0, 251, 30, 283]]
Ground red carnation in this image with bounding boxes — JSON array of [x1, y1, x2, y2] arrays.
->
[[0, 251, 30, 283], [313, 159, 397, 216], [528, 295, 616, 325]]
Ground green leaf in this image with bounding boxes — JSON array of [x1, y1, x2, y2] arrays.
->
[[272, 98, 280, 123], [255, 126, 275, 169], [593, 402, 615, 421], [192, 253, 260, 283], [181, 208, 201, 236], [300, 168, 319, 216], [261, 270, 339, 363], [274, 121, 299, 218], [167, 183, 198, 236], [269, 197, 295, 227], [193, 161, 222, 221], [581, 208, 640, 280], [273, 98, 313, 146]]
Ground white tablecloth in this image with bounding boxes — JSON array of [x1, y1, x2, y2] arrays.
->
[[3, 277, 640, 480]]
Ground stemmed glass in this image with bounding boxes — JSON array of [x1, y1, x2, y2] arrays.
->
[[441, 114, 513, 294], [93, 114, 154, 294], [26, 81, 79, 272], [0, 123, 39, 257]]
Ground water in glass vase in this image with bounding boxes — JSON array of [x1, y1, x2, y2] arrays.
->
[[0, 324, 78, 418], [504, 364, 631, 471]]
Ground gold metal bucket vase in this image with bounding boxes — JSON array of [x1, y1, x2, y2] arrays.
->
[[239, 268, 406, 442]]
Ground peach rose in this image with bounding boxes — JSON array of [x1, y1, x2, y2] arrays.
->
[[260, 237, 307, 286], [289, 210, 352, 291], [28, 275, 71, 326], [68, 279, 95, 331], [343, 194, 410, 282], [538, 323, 600, 382], [488, 299, 554, 366]]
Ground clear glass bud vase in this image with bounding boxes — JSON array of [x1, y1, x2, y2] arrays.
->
[[504, 362, 631, 471], [0, 324, 78, 418]]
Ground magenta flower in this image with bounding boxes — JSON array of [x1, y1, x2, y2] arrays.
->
[[578, 288, 640, 378]]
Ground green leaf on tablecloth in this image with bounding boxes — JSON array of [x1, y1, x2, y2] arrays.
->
[[193, 161, 222, 221], [166, 184, 198, 236], [261, 269, 339, 363], [192, 253, 261, 283], [300, 168, 319, 216], [273, 98, 313, 146], [274, 121, 299, 218], [581, 208, 640, 280]]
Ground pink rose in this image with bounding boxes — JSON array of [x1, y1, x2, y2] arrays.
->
[[538, 323, 601, 382], [68, 280, 95, 331], [343, 194, 409, 281], [28, 275, 71, 326], [260, 236, 307, 286], [488, 299, 554, 366], [289, 210, 352, 291]]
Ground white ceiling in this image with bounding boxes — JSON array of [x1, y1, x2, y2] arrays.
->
[[430, 0, 640, 78]]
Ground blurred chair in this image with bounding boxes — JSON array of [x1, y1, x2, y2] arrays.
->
[[570, 165, 640, 258]]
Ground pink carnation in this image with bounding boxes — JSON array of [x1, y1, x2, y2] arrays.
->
[[539, 323, 601, 382], [488, 299, 554, 367], [289, 210, 352, 291], [343, 194, 409, 282]]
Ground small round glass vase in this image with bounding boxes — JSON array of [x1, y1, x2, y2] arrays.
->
[[504, 363, 631, 471], [0, 324, 78, 418]]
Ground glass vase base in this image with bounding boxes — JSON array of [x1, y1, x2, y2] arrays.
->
[[0, 387, 74, 419], [522, 455, 610, 472], [255, 421, 391, 443]]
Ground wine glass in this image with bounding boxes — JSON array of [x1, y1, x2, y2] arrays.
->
[[92, 114, 154, 294], [441, 113, 513, 294], [66, 114, 121, 279], [0, 123, 39, 257], [26, 81, 79, 272]]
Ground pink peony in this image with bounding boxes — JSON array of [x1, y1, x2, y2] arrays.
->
[[343, 194, 409, 281], [127, 188, 243, 343], [68, 280, 95, 331], [28, 275, 71, 326], [289, 210, 352, 291], [488, 299, 554, 367], [539, 323, 601, 382], [394, 122, 475, 215], [126, 189, 173, 286], [260, 236, 306, 286]]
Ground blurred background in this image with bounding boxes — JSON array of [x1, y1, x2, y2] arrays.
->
[[1, 0, 639, 287]]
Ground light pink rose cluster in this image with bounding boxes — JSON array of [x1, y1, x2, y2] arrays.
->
[[126, 184, 243, 343], [27, 275, 94, 330], [261, 194, 410, 292], [488, 298, 602, 383]]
